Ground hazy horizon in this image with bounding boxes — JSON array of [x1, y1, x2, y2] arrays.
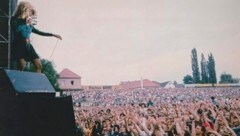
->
[[21, 0, 240, 85]]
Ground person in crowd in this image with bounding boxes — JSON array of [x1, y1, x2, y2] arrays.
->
[[92, 121, 103, 136], [66, 87, 240, 136]]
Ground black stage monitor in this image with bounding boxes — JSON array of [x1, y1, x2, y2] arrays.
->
[[0, 68, 55, 95]]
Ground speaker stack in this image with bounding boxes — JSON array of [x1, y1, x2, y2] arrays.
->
[[0, 68, 77, 136]]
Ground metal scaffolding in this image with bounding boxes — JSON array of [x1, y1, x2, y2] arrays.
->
[[0, 0, 17, 68]]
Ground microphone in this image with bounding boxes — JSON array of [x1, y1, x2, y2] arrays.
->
[[27, 16, 38, 25]]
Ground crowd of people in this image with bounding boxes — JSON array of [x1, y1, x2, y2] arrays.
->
[[64, 87, 240, 136]]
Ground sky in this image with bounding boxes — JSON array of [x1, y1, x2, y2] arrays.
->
[[21, 0, 240, 85]]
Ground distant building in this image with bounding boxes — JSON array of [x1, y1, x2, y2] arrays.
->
[[119, 79, 160, 90], [159, 81, 175, 89], [57, 68, 82, 91], [184, 83, 240, 88], [175, 84, 185, 88], [82, 85, 119, 91]]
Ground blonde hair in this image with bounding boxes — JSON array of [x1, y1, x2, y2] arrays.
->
[[12, 1, 37, 19]]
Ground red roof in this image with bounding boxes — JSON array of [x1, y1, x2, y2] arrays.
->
[[119, 79, 160, 89], [58, 68, 81, 79]]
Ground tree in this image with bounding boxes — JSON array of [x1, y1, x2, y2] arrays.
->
[[191, 48, 200, 83], [219, 73, 234, 83], [233, 78, 240, 83], [200, 53, 208, 83], [183, 75, 193, 84], [208, 53, 217, 84], [219, 73, 240, 83], [25, 59, 60, 91]]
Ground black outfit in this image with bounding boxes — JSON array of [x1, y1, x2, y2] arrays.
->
[[10, 16, 54, 62]]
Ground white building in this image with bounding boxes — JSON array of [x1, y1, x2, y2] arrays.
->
[[57, 68, 82, 91], [159, 81, 175, 89]]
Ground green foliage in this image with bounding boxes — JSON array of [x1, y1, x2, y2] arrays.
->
[[233, 78, 240, 83], [219, 73, 239, 83], [200, 53, 209, 83], [42, 59, 60, 91], [183, 74, 193, 84], [191, 48, 201, 83], [24, 59, 60, 91], [208, 53, 217, 84], [220, 73, 234, 83]]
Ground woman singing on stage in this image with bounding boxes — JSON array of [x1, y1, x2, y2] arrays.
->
[[11, 1, 62, 73]]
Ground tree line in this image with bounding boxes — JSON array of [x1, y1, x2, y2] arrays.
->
[[183, 48, 239, 84]]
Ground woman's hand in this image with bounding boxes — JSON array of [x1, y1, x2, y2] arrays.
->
[[53, 34, 62, 40]]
